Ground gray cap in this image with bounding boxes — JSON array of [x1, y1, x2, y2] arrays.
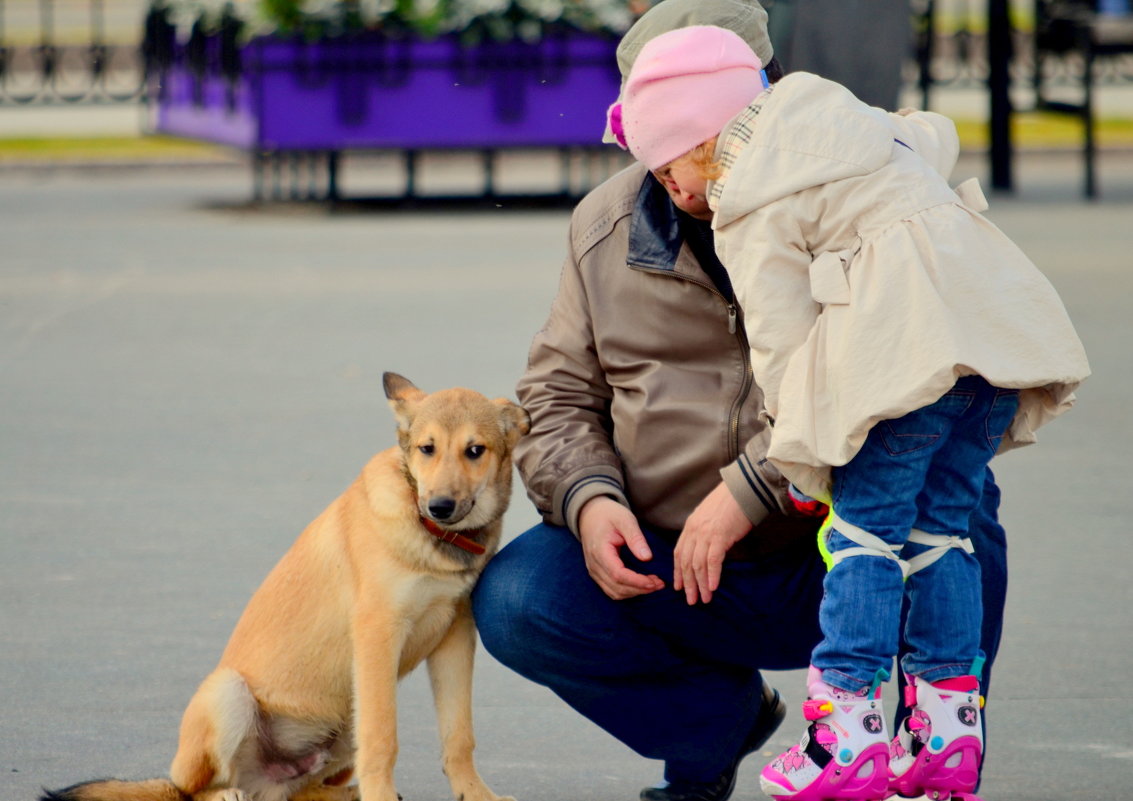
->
[[604, 0, 773, 143]]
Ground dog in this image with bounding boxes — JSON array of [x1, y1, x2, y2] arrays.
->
[[43, 372, 529, 801]]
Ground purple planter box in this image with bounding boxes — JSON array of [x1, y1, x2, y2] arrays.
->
[[149, 31, 623, 152]]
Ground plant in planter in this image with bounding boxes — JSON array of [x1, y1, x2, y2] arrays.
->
[[256, 0, 635, 43], [151, 0, 634, 48], [143, 0, 634, 200]]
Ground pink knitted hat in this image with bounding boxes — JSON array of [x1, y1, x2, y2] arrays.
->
[[608, 25, 767, 170]]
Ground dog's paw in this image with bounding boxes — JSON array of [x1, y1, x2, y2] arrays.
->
[[458, 791, 515, 801], [212, 789, 248, 801]]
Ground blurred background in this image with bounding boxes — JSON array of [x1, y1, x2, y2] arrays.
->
[[1, 0, 1132, 199], [3, 3, 1133, 801]]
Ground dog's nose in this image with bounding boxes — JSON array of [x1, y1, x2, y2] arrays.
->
[[427, 497, 458, 521]]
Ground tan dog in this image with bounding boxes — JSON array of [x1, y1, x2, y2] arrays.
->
[[44, 373, 529, 801]]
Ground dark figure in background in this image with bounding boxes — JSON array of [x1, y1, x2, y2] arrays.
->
[[767, 0, 912, 109]]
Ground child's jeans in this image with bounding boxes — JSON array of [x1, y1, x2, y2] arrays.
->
[[811, 375, 1020, 693]]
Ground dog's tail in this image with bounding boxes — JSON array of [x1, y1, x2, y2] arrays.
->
[[39, 669, 259, 801], [40, 778, 189, 801]]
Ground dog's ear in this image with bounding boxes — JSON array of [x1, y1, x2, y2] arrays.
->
[[383, 372, 427, 431], [494, 398, 531, 448]]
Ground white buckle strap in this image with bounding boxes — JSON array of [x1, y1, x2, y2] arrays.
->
[[827, 512, 909, 579], [826, 514, 975, 580], [904, 529, 975, 576]]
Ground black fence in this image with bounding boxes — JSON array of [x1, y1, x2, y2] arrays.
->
[[909, 0, 1133, 99], [0, 0, 157, 103], [2, 0, 1131, 107]]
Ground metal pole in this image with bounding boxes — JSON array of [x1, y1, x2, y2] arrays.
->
[[918, 0, 936, 111], [1082, 29, 1097, 199], [481, 148, 495, 198], [405, 149, 418, 199], [327, 151, 340, 202], [987, 0, 1013, 192], [252, 151, 264, 202]]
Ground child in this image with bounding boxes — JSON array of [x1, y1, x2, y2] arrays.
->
[[608, 25, 1090, 801]]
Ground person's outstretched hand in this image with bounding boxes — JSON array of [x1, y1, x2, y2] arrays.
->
[[578, 497, 665, 600], [673, 481, 752, 605]]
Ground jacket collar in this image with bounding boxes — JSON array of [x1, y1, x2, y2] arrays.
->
[[627, 173, 683, 271]]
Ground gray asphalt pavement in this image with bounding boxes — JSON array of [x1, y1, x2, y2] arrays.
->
[[2, 151, 1132, 801]]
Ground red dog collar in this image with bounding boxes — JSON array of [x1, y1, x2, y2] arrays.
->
[[420, 517, 486, 556]]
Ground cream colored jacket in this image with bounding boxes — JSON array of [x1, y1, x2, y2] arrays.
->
[[710, 73, 1091, 500]]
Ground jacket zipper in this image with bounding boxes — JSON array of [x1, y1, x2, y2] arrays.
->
[[630, 264, 754, 461], [728, 310, 753, 461]]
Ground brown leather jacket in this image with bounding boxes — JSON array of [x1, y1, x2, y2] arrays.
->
[[515, 162, 818, 555]]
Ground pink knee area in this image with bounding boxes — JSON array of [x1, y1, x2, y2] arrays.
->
[[263, 761, 302, 782]]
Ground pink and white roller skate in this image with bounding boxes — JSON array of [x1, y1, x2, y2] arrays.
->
[[888, 675, 983, 801], [760, 667, 890, 801]]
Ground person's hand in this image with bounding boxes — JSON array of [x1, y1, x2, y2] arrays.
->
[[578, 497, 665, 600], [673, 482, 752, 605]]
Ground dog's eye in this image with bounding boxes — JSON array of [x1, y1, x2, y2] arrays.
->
[[418, 444, 435, 456], [465, 445, 486, 460]]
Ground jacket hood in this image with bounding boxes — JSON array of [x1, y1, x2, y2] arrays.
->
[[711, 73, 898, 227]]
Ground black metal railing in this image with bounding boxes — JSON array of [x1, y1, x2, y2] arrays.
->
[[2, 0, 1131, 107], [0, 0, 165, 104], [912, 6, 1133, 91]]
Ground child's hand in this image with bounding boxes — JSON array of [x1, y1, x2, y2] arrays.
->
[[788, 484, 829, 517]]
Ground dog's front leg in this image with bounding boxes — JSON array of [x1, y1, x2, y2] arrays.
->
[[427, 599, 516, 801], [352, 603, 403, 801]]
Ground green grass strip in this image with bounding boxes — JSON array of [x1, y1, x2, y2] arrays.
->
[[954, 114, 1133, 149], [0, 135, 232, 162]]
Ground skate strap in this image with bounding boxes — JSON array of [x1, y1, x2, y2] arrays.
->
[[905, 530, 975, 575], [933, 675, 981, 692], [826, 513, 973, 579], [803, 723, 834, 769]]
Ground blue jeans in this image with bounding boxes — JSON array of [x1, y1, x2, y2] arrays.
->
[[473, 468, 1008, 784], [472, 525, 826, 783], [812, 376, 1020, 692]]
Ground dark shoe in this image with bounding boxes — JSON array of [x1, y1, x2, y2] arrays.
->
[[639, 682, 787, 801]]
